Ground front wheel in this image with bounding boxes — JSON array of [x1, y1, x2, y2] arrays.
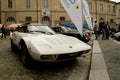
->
[[21, 44, 32, 67], [11, 39, 15, 51]]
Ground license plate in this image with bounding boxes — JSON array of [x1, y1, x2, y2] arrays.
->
[[69, 53, 78, 57]]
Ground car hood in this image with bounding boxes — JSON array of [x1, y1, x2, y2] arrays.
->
[[23, 34, 91, 55]]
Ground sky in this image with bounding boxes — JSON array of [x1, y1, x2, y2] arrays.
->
[[109, 0, 120, 3]]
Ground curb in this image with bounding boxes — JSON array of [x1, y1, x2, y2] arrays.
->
[[89, 40, 110, 80]]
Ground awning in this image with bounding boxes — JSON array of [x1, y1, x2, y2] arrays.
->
[[83, 23, 89, 28], [64, 23, 89, 28], [6, 23, 22, 29], [63, 23, 75, 27]]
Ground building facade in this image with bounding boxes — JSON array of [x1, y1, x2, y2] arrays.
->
[[88, 0, 117, 27], [0, 0, 118, 27], [116, 2, 120, 24], [0, 0, 1, 23]]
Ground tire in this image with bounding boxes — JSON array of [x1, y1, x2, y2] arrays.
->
[[11, 39, 15, 51], [21, 43, 32, 67]]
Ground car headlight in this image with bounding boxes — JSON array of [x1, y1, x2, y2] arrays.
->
[[82, 49, 91, 54], [40, 55, 57, 61]]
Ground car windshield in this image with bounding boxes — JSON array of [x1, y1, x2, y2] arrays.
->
[[61, 27, 71, 32], [28, 25, 55, 34], [67, 27, 78, 32]]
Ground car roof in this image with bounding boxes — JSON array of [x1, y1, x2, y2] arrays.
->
[[28, 23, 48, 26]]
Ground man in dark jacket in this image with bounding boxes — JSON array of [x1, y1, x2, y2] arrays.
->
[[105, 21, 110, 39], [1, 25, 6, 39]]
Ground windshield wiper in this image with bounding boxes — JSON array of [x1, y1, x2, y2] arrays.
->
[[30, 30, 45, 33], [31, 30, 54, 35], [46, 32, 54, 35]]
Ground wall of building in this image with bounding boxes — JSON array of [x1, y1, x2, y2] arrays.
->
[[87, 0, 116, 28], [0, 0, 117, 28], [116, 3, 120, 24]]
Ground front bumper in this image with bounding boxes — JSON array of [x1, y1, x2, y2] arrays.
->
[[29, 49, 91, 62]]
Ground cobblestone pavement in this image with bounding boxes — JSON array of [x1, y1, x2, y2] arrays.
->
[[0, 37, 92, 80], [98, 38, 120, 80]]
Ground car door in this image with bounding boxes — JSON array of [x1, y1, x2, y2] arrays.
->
[[12, 26, 28, 47]]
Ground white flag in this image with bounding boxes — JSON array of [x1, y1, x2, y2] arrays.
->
[[82, 0, 93, 30], [59, 0, 83, 35]]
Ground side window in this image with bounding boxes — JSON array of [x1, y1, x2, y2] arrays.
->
[[18, 25, 28, 33], [18, 27, 25, 32]]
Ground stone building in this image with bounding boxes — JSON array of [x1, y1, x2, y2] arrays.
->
[[0, 0, 118, 27], [116, 2, 120, 24], [88, 0, 116, 27]]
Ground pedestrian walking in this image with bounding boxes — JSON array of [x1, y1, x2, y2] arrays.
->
[[101, 22, 106, 40], [99, 21, 106, 40], [93, 21, 99, 40], [1, 25, 6, 39], [105, 21, 110, 40]]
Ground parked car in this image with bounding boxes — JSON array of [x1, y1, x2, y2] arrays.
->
[[51, 26, 91, 43], [10, 23, 91, 67], [114, 32, 120, 41]]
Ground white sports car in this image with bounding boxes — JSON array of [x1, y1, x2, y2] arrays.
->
[[10, 23, 91, 67]]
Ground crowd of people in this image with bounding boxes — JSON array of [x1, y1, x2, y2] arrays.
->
[[93, 20, 119, 40], [1, 21, 120, 40]]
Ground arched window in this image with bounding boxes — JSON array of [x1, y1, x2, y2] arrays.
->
[[42, 16, 50, 26], [6, 17, 15, 22]]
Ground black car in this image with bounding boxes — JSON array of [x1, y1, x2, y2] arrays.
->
[[51, 26, 90, 43]]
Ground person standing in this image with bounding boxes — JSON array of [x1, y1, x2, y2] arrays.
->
[[105, 21, 110, 40], [100, 22, 106, 40], [94, 21, 99, 40], [99, 18, 104, 35], [1, 25, 6, 39], [99, 18, 106, 40]]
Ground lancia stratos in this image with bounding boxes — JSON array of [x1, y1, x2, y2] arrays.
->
[[10, 23, 91, 67]]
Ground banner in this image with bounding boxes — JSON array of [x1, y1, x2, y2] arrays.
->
[[82, 0, 93, 30], [59, 0, 83, 35]]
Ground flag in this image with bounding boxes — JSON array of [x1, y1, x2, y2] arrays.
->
[[82, 0, 93, 30], [59, 0, 83, 35]]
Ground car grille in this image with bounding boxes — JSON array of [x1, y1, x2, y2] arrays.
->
[[56, 51, 83, 60]]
